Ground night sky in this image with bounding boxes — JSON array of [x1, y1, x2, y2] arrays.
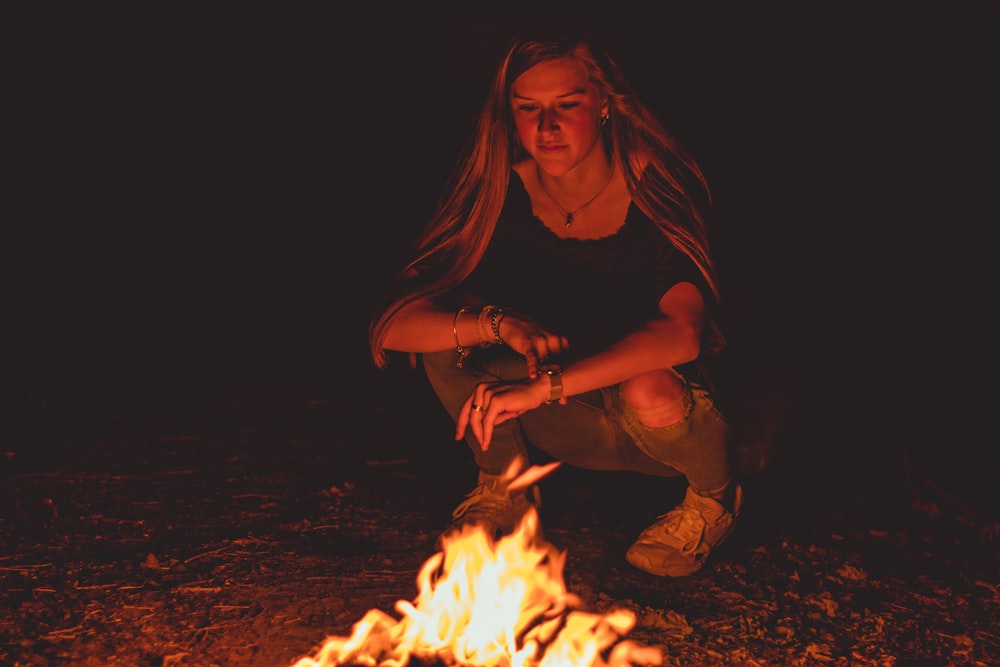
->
[[4, 12, 996, 508]]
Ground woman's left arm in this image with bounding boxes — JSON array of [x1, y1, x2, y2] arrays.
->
[[559, 280, 705, 393], [458, 281, 705, 449]]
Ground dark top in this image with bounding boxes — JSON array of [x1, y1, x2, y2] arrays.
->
[[460, 171, 718, 363]]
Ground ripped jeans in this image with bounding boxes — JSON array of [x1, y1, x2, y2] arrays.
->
[[421, 347, 732, 495]]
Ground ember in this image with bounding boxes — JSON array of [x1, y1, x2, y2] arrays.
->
[[290, 468, 661, 667]]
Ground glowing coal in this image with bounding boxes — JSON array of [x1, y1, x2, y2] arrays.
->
[[290, 465, 661, 667]]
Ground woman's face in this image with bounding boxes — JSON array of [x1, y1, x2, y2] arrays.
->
[[511, 56, 607, 177]]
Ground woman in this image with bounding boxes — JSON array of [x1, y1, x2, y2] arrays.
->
[[368, 23, 740, 577]]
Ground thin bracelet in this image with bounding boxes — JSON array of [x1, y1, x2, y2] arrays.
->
[[453, 307, 473, 368]]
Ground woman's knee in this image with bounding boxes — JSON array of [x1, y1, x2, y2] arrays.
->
[[621, 369, 689, 428], [621, 369, 685, 408]]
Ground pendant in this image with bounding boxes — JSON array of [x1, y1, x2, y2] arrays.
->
[[564, 214, 573, 227]]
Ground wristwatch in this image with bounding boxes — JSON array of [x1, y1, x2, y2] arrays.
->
[[540, 366, 563, 404]]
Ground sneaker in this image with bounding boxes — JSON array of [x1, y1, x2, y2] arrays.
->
[[444, 472, 541, 542], [626, 484, 743, 577]]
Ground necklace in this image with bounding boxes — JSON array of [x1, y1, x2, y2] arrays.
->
[[536, 166, 615, 227]]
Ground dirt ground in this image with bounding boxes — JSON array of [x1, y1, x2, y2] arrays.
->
[[2, 368, 998, 667], [3, 11, 997, 667]]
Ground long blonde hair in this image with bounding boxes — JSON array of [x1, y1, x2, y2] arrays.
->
[[370, 24, 719, 368]]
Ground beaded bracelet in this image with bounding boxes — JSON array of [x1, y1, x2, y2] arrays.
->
[[453, 307, 474, 368]]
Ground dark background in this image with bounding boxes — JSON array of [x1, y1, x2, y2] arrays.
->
[[4, 12, 997, 511]]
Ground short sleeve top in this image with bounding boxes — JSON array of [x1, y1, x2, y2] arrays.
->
[[459, 171, 717, 361]]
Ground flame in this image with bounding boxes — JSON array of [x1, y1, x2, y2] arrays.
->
[[290, 494, 661, 667]]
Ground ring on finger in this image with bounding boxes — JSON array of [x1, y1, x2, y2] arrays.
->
[[471, 403, 487, 413]]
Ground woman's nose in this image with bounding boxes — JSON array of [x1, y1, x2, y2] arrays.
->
[[537, 109, 560, 130]]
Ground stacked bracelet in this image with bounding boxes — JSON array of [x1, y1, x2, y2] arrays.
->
[[475, 307, 493, 348], [453, 307, 474, 368], [475, 305, 506, 346], [457, 305, 506, 368]]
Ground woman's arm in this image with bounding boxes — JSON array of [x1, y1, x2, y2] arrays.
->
[[383, 298, 482, 354], [558, 280, 705, 397], [385, 297, 573, 373], [458, 281, 706, 448]]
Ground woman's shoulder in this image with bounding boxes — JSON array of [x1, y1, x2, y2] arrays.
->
[[511, 160, 536, 196], [501, 163, 532, 207]]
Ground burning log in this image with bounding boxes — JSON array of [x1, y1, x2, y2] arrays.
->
[[290, 466, 661, 667]]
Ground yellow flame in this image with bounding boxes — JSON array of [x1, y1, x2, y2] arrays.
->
[[290, 505, 661, 667]]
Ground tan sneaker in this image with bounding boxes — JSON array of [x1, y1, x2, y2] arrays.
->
[[626, 484, 742, 576], [445, 472, 541, 542]]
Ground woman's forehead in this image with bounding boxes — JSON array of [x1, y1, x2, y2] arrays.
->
[[511, 57, 594, 100]]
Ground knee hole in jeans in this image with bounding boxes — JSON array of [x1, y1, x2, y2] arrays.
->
[[621, 369, 689, 428]]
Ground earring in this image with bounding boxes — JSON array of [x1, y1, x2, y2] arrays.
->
[[600, 112, 609, 127]]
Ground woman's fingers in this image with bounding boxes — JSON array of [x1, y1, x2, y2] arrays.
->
[[455, 396, 472, 441], [546, 334, 569, 356], [456, 385, 490, 449], [524, 333, 569, 377], [480, 400, 507, 451], [458, 378, 546, 450], [475, 395, 494, 449], [503, 315, 569, 370], [524, 349, 540, 378], [469, 392, 487, 447], [479, 386, 539, 450], [475, 384, 501, 449]]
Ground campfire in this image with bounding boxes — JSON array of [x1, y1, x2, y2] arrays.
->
[[290, 463, 661, 667]]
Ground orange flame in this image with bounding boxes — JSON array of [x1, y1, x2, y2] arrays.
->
[[290, 492, 661, 667]]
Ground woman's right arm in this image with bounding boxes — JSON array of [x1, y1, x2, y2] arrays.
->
[[383, 298, 481, 354], [384, 299, 570, 378]]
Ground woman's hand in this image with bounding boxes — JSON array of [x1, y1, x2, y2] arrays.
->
[[455, 376, 565, 451], [497, 311, 570, 378]]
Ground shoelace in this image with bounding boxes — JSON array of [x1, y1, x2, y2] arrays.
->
[[451, 483, 510, 520], [642, 503, 707, 555]]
